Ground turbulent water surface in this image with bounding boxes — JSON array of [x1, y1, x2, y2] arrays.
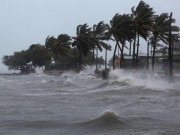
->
[[0, 68, 180, 135]]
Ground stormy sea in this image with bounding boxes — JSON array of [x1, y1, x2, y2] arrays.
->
[[0, 67, 180, 135]]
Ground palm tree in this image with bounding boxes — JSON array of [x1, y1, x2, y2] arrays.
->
[[91, 21, 111, 66], [149, 35, 162, 71], [128, 39, 133, 56], [131, 0, 154, 68], [147, 13, 179, 71], [52, 34, 71, 68], [110, 13, 134, 68], [45, 36, 56, 69], [72, 24, 94, 70], [110, 14, 122, 69]]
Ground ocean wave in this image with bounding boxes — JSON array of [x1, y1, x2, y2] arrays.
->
[[0, 120, 64, 128], [109, 69, 180, 91], [41, 79, 57, 84], [94, 80, 131, 90], [0, 77, 12, 82], [75, 111, 127, 127], [24, 92, 60, 96], [62, 78, 80, 88]]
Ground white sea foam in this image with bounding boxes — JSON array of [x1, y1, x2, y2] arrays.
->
[[109, 69, 180, 91], [64, 78, 73, 85], [41, 79, 48, 84]]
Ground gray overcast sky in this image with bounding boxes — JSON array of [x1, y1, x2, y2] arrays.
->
[[0, 0, 180, 72]]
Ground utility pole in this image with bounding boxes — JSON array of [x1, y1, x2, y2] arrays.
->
[[147, 40, 150, 70], [169, 12, 173, 82]]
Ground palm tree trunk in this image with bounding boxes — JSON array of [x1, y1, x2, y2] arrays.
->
[[116, 40, 123, 68], [45, 48, 48, 70], [120, 43, 124, 68], [76, 48, 79, 72], [118, 45, 120, 57], [79, 51, 83, 70], [96, 48, 98, 70], [152, 36, 157, 72], [129, 40, 132, 56], [113, 43, 118, 70], [136, 34, 140, 68], [172, 41, 174, 75], [92, 47, 94, 67], [169, 12, 173, 82], [105, 48, 107, 70], [132, 36, 136, 68], [55, 52, 57, 69], [116, 41, 123, 68], [147, 40, 150, 70]]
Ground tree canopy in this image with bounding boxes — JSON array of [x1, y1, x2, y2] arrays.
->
[[2, 0, 180, 73]]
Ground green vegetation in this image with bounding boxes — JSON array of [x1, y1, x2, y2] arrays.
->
[[2, 1, 180, 74], [3, 44, 47, 73]]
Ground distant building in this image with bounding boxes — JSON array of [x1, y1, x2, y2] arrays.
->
[[115, 53, 152, 69], [173, 41, 180, 54], [157, 41, 180, 56], [114, 56, 120, 68]]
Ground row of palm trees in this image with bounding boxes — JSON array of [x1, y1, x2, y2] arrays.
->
[[44, 0, 179, 72], [45, 22, 111, 70]]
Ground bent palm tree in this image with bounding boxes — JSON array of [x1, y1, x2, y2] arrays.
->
[[45, 36, 56, 69], [131, 0, 154, 68], [147, 13, 179, 71], [92, 21, 111, 66], [72, 24, 94, 70], [110, 14, 122, 69], [110, 13, 134, 68], [52, 34, 71, 68]]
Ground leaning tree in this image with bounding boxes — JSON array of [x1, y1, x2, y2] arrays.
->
[[72, 24, 94, 70], [110, 13, 134, 68], [52, 34, 71, 68], [45, 36, 56, 69], [131, 0, 154, 68], [91, 21, 111, 66], [147, 13, 179, 71]]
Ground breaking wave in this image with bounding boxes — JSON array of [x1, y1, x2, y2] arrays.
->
[[109, 69, 180, 91], [76, 111, 127, 127], [63, 78, 80, 88], [96, 80, 131, 88], [41, 79, 57, 84]]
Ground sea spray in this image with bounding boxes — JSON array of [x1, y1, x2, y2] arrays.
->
[[109, 69, 180, 91], [0, 67, 180, 135]]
